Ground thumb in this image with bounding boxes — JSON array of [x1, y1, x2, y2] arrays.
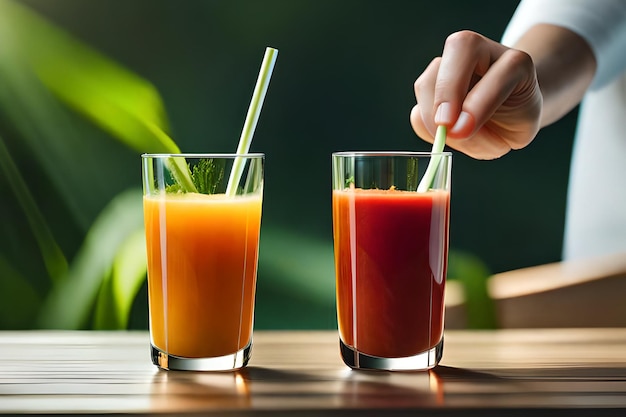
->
[[410, 104, 435, 144]]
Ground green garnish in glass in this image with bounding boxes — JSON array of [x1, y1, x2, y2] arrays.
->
[[166, 158, 225, 194]]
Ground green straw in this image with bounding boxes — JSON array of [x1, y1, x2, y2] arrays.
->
[[226, 47, 278, 196], [417, 125, 447, 192]]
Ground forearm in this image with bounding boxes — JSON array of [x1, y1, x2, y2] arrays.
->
[[514, 24, 597, 127]]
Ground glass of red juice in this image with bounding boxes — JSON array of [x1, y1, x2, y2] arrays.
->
[[332, 151, 451, 371]]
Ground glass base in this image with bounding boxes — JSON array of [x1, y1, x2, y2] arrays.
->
[[151, 340, 252, 371], [340, 337, 443, 371]]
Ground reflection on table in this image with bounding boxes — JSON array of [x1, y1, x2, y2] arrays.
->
[[1, 329, 626, 415]]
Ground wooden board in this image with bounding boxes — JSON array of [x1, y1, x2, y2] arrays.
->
[[1, 330, 626, 415]]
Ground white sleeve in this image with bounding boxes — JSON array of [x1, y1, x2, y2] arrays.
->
[[501, 0, 626, 89]]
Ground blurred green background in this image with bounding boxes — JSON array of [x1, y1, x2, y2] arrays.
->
[[0, 0, 578, 330]]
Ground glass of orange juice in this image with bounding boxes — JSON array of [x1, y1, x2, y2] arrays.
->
[[332, 151, 451, 371], [141, 153, 264, 371]]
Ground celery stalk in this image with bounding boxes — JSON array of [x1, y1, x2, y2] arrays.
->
[[226, 47, 278, 196], [417, 125, 447, 192]]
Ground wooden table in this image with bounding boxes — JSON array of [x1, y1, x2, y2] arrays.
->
[[1, 329, 626, 415]]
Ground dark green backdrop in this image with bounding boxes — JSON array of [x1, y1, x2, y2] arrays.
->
[[4, 0, 578, 328]]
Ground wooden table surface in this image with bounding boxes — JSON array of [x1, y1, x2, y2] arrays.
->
[[1, 329, 626, 416]]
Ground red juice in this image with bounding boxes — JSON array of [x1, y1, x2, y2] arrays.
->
[[332, 188, 449, 358]]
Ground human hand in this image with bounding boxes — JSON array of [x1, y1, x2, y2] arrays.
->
[[410, 30, 542, 160]]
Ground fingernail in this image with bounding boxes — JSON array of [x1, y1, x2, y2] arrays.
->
[[450, 111, 472, 135], [434, 102, 453, 125]]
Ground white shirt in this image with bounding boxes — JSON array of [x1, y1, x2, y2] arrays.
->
[[502, 0, 626, 261]]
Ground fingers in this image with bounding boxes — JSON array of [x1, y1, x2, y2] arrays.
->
[[410, 30, 542, 159], [413, 31, 507, 140], [413, 57, 441, 139], [459, 48, 540, 147], [412, 103, 509, 159], [409, 104, 434, 144], [433, 31, 491, 126], [442, 131, 512, 160]]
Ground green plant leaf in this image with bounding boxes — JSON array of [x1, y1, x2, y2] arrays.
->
[[0, 0, 177, 154], [92, 271, 117, 330], [406, 157, 418, 191], [93, 230, 147, 330], [0, 0, 194, 233], [192, 158, 226, 194], [3, 0, 198, 195], [0, 255, 41, 329], [0, 28, 101, 230], [0, 134, 67, 283], [37, 188, 144, 329], [447, 250, 497, 329]]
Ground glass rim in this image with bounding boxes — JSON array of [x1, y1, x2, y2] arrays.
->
[[141, 153, 265, 158], [332, 151, 452, 157]]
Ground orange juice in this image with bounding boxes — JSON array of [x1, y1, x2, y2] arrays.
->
[[144, 192, 262, 358]]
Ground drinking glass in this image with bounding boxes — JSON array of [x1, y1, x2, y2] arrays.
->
[[142, 153, 264, 371], [332, 151, 451, 371]]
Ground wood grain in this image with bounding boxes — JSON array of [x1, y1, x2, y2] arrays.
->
[[1, 330, 626, 415]]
